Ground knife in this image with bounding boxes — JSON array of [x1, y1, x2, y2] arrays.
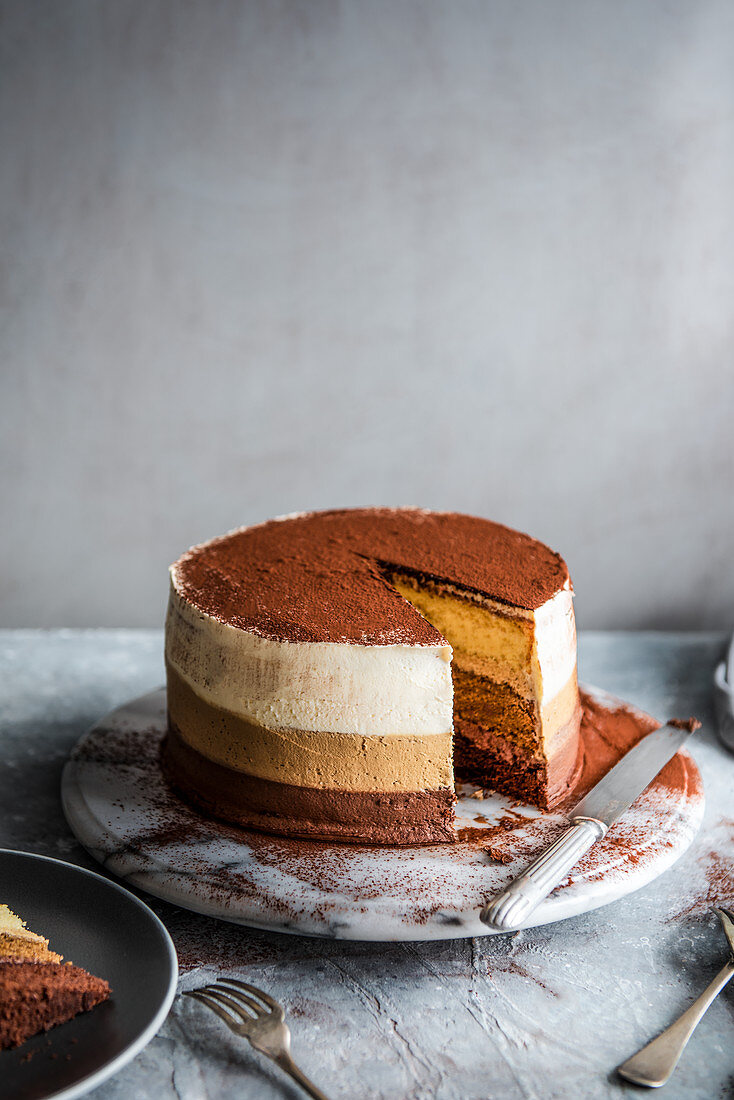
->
[[480, 720, 698, 932]]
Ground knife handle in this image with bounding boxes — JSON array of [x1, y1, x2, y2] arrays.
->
[[480, 817, 607, 932]]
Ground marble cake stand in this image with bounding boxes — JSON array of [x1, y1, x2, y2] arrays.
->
[[61, 686, 704, 941]]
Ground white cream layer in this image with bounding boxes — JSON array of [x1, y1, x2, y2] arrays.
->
[[531, 586, 577, 706], [166, 580, 454, 737], [390, 576, 577, 714], [167, 572, 577, 741]]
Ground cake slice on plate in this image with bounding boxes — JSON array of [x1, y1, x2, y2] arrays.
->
[[0, 905, 110, 1050]]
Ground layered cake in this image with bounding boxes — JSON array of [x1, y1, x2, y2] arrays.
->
[[0, 905, 110, 1050], [164, 508, 582, 844]]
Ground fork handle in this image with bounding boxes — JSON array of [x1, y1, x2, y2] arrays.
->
[[273, 1052, 333, 1100], [617, 958, 734, 1087]]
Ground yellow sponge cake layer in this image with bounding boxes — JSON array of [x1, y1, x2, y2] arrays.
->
[[392, 575, 579, 743]]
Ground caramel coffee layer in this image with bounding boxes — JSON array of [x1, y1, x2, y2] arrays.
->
[[167, 665, 454, 792]]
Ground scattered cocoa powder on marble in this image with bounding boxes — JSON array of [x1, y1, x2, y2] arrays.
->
[[667, 819, 734, 921], [485, 846, 514, 865], [163, 910, 283, 973], [82, 687, 705, 951], [457, 813, 551, 861], [456, 826, 492, 844], [72, 726, 163, 766]]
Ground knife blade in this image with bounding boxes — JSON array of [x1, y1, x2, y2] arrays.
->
[[570, 721, 694, 826], [481, 720, 698, 933]]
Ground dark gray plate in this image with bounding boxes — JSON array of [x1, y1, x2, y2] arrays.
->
[[0, 849, 178, 1100]]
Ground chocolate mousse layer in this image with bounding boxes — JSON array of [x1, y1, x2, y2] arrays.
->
[[163, 725, 456, 845], [454, 706, 582, 809], [451, 669, 582, 808]]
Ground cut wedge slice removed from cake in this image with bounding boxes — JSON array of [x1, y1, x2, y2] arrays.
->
[[0, 905, 110, 1050]]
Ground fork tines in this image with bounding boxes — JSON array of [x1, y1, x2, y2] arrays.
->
[[185, 977, 332, 1100], [184, 977, 284, 1029]]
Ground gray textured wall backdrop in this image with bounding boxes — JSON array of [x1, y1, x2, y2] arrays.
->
[[2, 0, 733, 629]]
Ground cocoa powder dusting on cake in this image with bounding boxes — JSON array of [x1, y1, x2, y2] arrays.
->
[[172, 509, 570, 644]]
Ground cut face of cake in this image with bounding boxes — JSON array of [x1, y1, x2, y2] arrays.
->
[[164, 508, 582, 844], [0, 906, 110, 1050], [390, 574, 580, 807]]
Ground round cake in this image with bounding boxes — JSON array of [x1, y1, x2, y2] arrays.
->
[[163, 508, 582, 844]]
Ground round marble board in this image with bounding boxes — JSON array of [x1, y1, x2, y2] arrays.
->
[[62, 686, 704, 942]]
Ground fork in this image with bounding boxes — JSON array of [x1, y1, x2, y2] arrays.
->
[[617, 907, 734, 1087], [184, 978, 332, 1100]]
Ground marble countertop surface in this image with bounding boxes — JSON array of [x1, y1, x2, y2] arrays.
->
[[1, 629, 732, 1100]]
